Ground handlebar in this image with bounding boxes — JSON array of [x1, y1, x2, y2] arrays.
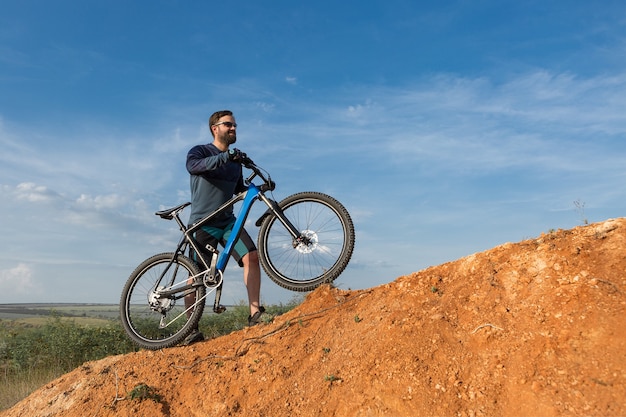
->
[[241, 157, 275, 192]]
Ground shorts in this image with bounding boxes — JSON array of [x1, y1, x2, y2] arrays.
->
[[191, 222, 256, 267]]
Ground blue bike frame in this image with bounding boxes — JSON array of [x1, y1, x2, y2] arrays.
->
[[215, 183, 260, 272]]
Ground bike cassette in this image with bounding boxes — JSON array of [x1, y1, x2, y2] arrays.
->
[[148, 286, 174, 313]]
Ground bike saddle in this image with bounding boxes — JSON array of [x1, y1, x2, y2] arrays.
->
[[155, 202, 191, 220]]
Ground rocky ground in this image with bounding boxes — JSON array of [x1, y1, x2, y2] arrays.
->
[[2, 218, 625, 417]]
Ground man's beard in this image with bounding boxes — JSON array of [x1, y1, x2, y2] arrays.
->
[[219, 131, 237, 145]]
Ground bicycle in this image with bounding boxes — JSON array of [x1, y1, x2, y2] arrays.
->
[[119, 154, 355, 350]]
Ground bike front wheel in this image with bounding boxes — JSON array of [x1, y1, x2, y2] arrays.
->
[[119, 253, 206, 350], [258, 192, 355, 291]]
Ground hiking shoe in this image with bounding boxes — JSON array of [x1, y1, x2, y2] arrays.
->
[[182, 329, 204, 345], [248, 306, 266, 327]]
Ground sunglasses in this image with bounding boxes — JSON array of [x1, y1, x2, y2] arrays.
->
[[213, 121, 237, 128]]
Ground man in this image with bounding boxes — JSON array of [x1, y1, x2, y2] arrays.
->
[[183, 110, 264, 344]]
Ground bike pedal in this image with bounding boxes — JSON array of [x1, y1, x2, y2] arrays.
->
[[213, 305, 227, 314]]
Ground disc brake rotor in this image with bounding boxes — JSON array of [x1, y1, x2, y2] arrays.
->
[[294, 230, 319, 254]]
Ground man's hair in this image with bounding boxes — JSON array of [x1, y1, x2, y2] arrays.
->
[[209, 110, 233, 137]]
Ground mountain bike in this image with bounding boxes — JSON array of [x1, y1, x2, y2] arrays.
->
[[119, 154, 355, 350]]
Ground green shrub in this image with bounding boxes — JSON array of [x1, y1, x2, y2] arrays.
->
[[1, 315, 136, 375], [128, 383, 162, 402]]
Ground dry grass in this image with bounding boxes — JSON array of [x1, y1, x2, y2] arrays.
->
[[1, 367, 63, 411]]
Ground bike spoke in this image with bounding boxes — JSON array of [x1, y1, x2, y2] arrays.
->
[[258, 192, 354, 290]]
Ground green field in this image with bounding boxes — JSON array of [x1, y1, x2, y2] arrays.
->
[[0, 303, 256, 323], [0, 304, 122, 327]]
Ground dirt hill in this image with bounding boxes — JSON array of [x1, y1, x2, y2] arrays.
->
[[3, 218, 625, 417]]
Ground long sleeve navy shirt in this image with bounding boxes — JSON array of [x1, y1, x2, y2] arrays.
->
[[186, 143, 245, 227]]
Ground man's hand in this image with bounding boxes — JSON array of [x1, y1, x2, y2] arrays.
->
[[228, 148, 247, 163]]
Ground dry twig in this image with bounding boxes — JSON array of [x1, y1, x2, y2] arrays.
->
[[111, 368, 125, 405], [471, 323, 504, 334]]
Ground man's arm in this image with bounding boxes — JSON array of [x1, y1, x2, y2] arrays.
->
[[234, 173, 246, 194], [186, 146, 229, 174]]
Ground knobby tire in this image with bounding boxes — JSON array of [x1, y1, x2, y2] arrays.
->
[[119, 253, 205, 350], [257, 192, 355, 291]]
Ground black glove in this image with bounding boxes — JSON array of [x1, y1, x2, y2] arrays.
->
[[228, 148, 247, 163]]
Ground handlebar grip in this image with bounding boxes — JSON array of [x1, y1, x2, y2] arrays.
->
[[242, 156, 254, 167], [259, 180, 275, 192]]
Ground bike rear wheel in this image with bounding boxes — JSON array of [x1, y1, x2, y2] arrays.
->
[[119, 253, 205, 350], [258, 192, 355, 291]]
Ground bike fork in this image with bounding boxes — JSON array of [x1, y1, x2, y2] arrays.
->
[[257, 194, 301, 239]]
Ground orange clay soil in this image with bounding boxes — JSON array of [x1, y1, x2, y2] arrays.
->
[[2, 218, 625, 417]]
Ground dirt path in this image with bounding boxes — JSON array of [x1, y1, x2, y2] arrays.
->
[[3, 218, 625, 417]]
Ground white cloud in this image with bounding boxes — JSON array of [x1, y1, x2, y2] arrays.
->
[[14, 182, 64, 203], [0, 263, 37, 295], [255, 101, 276, 113], [75, 193, 126, 210]]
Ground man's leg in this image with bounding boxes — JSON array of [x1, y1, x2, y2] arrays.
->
[[241, 250, 262, 316], [182, 227, 221, 344], [183, 264, 204, 345]]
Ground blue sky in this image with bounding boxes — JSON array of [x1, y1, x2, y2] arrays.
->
[[1, 1, 625, 305]]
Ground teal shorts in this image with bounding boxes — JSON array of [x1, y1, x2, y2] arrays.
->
[[192, 222, 256, 267]]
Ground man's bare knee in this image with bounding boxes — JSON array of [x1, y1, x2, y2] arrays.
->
[[242, 250, 259, 265]]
